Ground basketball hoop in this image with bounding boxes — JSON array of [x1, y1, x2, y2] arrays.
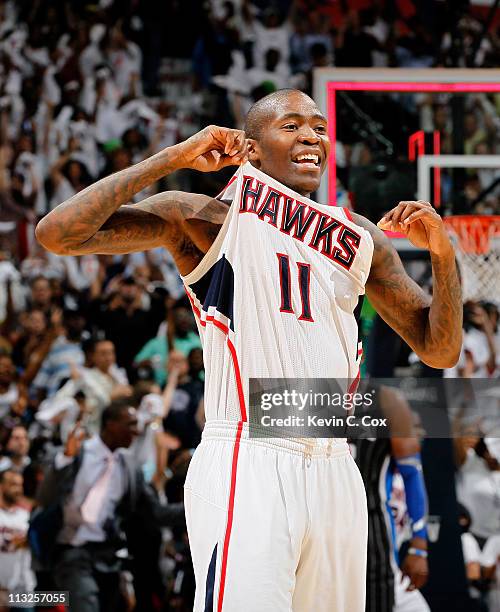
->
[[444, 215, 500, 303]]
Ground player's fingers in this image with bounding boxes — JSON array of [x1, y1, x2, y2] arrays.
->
[[234, 152, 248, 165], [218, 153, 241, 169], [399, 204, 421, 224], [226, 130, 246, 156], [395, 201, 432, 223], [224, 130, 237, 155], [391, 203, 407, 226], [379, 207, 397, 222], [393, 202, 421, 226], [402, 208, 439, 226], [377, 208, 398, 229], [397, 200, 432, 212]]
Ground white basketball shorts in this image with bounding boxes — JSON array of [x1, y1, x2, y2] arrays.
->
[[184, 421, 368, 612]]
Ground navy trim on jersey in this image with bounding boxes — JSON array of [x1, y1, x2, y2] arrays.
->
[[353, 295, 364, 357], [189, 255, 235, 331], [205, 544, 217, 611]]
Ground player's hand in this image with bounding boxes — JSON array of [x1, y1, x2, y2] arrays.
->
[[178, 125, 248, 172], [401, 550, 428, 591], [377, 201, 454, 257]]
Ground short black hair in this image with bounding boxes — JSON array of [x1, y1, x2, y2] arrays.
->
[[101, 398, 135, 430], [244, 88, 313, 141]]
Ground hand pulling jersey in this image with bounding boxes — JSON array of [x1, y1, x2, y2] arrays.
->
[[182, 162, 374, 427]]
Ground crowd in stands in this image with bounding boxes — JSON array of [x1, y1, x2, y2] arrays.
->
[[0, 0, 498, 609]]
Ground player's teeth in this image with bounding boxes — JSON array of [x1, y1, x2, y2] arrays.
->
[[296, 155, 318, 163]]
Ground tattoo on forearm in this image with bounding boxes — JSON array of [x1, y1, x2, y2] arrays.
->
[[39, 148, 179, 251], [427, 251, 463, 353]]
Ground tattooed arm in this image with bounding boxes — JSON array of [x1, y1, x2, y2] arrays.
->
[[35, 125, 247, 275], [353, 201, 462, 368]]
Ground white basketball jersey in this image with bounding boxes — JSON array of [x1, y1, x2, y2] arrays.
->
[[182, 163, 374, 425]]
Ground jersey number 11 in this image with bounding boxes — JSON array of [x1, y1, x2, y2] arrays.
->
[[277, 253, 314, 322]]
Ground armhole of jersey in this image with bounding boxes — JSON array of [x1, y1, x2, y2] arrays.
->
[[181, 200, 234, 286]]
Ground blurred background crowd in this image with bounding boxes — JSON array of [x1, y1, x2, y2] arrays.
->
[[0, 0, 498, 610]]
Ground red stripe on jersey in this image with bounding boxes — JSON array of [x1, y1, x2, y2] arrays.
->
[[217, 420, 243, 612], [227, 339, 247, 422], [185, 290, 247, 421], [343, 207, 354, 222], [185, 289, 247, 611], [348, 369, 361, 394]]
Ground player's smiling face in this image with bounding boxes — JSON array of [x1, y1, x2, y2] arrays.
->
[[248, 92, 330, 196]]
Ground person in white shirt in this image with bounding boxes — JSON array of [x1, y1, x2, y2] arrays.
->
[[0, 355, 20, 420], [0, 470, 35, 600], [456, 440, 500, 543], [482, 302, 500, 375], [56, 339, 132, 434], [35, 399, 184, 612], [482, 535, 500, 612], [461, 302, 496, 378], [458, 503, 484, 606]]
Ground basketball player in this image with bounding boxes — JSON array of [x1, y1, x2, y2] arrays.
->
[[36, 89, 462, 612], [353, 384, 430, 612]]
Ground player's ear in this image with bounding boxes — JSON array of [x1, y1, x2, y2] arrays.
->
[[246, 138, 261, 168]]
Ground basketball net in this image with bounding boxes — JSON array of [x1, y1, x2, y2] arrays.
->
[[444, 215, 500, 303]]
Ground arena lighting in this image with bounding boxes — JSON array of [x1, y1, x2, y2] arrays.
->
[[313, 68, 500, 208]]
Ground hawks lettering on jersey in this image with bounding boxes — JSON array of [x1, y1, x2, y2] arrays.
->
[[240, 176, 362, 270]]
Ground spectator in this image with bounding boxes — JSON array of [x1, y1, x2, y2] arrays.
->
[[34, 399, 184, 612], [32, 309, 85, 398], [462, 302, 496, 378], [91, 275, 165, 376], [335, 11, 380, 68], [457, 504, 484, 610], [0, 425, 37, 502], [60, 339, 132, 434], [456, 439, 500, 546], [0, 355, 23, 419], [26, 276, 53, 315], [49, 146, 93, 211], [134, 301, 201, 387], [129, 384, 170, 485], [188, 347, 205, 382], [464, 111, 490, 156], [162, 351, 203, 449], [482, 534, 500, 612], [0, 470, 36, 603], [11, 308, 47, 370]]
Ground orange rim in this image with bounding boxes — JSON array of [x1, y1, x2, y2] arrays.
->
[[444, 215, 500, 255]]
